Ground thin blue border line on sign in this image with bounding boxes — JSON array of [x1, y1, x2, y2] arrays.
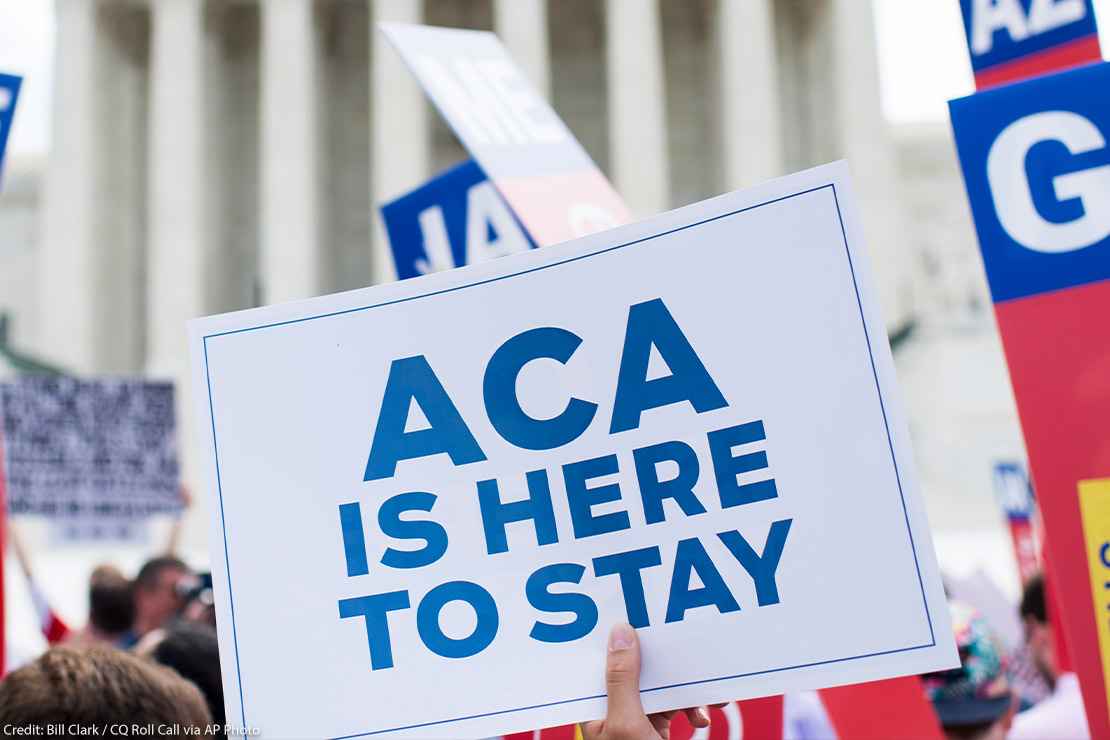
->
[[202, 339, 247, 725], [200, 182, 935, 736], [830, 185, 936, 646]]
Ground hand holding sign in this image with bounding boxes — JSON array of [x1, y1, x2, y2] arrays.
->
[[581, 624, 715, 740]]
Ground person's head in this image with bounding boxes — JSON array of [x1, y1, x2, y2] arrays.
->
[[133, 556, 190, 635], [88, 564, 134, 637], [0, 645, 210, 731], [923, 604, 1016, 740], [141, 622, 225, 730], [1020, 572, 1057, 685]]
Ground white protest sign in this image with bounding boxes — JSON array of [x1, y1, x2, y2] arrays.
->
[[190, 163, 955, 739]]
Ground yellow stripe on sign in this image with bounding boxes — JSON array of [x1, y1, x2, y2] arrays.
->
[[1078, 477, 1110, 727], [574, 726, 584, 740]]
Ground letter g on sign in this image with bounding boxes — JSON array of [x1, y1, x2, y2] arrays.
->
[[987, 110, 1110, 253]]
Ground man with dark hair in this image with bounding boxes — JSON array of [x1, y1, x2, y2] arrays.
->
[[1010, 572, 1090, 739], [126, 555, 191, 646], [0, 645, 210, 733], [9, 524, 134, 649], [140, 622, 226, 732], [89, 565, 134, 635], [5, 489, 192, 653], [63, 565, 135, 648], [1019, 574, 1047, 625]]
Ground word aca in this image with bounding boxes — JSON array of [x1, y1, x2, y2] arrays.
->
[[336, 297, 793, 670]]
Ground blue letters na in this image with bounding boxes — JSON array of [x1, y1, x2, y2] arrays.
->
[[0, 73, 23, 187], [949, 61, 1110, 301], [959, 0, 1099, 74], [380, 159, 536, 280]]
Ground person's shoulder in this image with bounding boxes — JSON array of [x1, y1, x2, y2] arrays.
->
[[1010, 674, 1089, 740]]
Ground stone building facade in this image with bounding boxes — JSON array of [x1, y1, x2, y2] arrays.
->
[[4, 1, 1021, 552]]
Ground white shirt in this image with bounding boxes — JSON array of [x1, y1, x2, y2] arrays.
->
[[1009, 673, 1090, 740], [785, 691, 837, 740]]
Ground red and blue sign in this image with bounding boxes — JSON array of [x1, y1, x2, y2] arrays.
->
[[0, 73, 22, 186], [950, 61, 1110, 739], [959, 0, 1101, 89], [381, 159, 535, 280], [992, 461, 1041, 583]]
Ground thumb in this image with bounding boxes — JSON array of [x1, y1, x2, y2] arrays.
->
[[604, 623, 644, 725]]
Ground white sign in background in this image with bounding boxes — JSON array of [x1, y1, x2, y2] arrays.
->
[[190, 163, 955, 739]]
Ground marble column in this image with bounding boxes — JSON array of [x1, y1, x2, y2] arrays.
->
[[717, 0, 783, 189], [36, 0, 102, 372], [605, 0, 669, 217], [494, 0, 550, 99], [370, 0, 430, 285], [39, 0, 147, 373], [260, 0, 324, 302], [147, 0, 206, 378], [143, 0, 211, 516], [826, 0, 911, 329]]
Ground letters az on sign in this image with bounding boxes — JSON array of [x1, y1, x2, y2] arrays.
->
[[950, 60, 1110, 739], [959, 0, 1101, 89], [190, 163, 955, 739]]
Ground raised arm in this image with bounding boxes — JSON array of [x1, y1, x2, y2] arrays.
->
[[164, 484, 192, 556]]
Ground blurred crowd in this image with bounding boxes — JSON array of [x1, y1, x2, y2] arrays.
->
[[921, 574, 1088, 740], [0, 506, 1091, 740], [777, 572, 1090, 740], [1, 499, 226, 736]]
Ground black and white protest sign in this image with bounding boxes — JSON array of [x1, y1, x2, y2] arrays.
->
[[1, 377, 180, 519]]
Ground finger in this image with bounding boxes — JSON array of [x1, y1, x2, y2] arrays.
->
[[604, 623, 644, 726], [648, 709, 677, 725], [684, 706, 710, 728]]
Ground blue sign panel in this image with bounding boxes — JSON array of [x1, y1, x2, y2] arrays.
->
[[958, 0, 1099, 75], [949, 61, 1110, 302], [992, 461, 1036, 519], [0, 73, 23, 185], [381, 159, 536, 280]]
